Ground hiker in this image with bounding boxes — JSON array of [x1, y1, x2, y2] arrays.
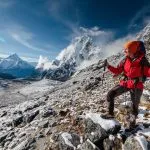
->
[[101, 41, 150, 122]]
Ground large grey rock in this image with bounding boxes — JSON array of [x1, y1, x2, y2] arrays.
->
[[12, 115, 23, 127], [103, 135, 123, 150], [59, 132, 80, 150], [38, 120, 49, 128], [0, 132, 8, 145], [11, 137, 36, 150], [124, 135, 149, 150], [78, 139, 100, 150], [41, 106, 55, 118], [0, 111, 7, 117], [23, 110, 39, 123], [84, 118, 108, 143], [5, 131, 15, 141], [85, 113, 121, 135]]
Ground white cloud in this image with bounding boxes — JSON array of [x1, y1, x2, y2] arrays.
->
[[0, 53, 9, 58], [36, 55, 54, 70], [79, 26, 114, 47], [11, 32, 44, 52], [80, 26, 105, 36], [77, 33, 137, 70], [103, 34, 136, 57], [21, 56, 38, 62], [3, 24, 55, 55]]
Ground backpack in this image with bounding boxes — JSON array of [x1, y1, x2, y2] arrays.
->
[[138, 41, 150, 82], [140, 56, 150, 82], [138, 41, 146, 54]]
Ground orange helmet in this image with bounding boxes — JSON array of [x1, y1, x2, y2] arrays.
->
[[124, 41, 140, 54]]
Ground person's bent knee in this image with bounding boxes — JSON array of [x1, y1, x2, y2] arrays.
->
[[107, 90, 116, 102]]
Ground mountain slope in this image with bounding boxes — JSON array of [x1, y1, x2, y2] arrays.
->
[[0, 24, 150, 150]]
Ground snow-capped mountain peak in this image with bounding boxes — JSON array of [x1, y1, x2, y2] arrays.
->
[[36, 34, 103, 81], [0, 54, 33, 70], [56, 35, 99, 66], [0, 54, 36, 78], [8, 53, 21, 61]]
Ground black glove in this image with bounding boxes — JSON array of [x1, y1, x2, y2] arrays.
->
[[103, 59, 108, 67]]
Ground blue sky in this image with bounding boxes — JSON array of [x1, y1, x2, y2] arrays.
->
[[0, 0, 150, 62]]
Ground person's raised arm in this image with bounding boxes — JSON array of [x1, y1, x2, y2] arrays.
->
[[107, 59, 124, 75]]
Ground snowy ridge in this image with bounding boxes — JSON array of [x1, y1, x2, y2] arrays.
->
[[137, 23, 150, 42], [37, 35, 103, 81], [56, 35, 102, 66]]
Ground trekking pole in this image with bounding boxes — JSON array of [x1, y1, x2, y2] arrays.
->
[[124, 92, 127, 106], [102, 59, 107, 85]]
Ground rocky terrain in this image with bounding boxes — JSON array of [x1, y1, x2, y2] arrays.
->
[[0, 52, 150, 150], [0, 23, 150, 150]]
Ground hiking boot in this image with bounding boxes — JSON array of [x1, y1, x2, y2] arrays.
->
[[100, 112, 114, 119], [129, 115, 137, 129], [125, 114, 137, 129]]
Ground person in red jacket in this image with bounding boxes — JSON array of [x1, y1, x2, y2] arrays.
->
[[101, 41, 150, 122]]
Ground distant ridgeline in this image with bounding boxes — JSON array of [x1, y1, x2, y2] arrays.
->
[[0, 54, 39, 79]]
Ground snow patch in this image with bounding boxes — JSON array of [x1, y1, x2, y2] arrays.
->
[[121, 101, 133, 107], [87, 139, 97, 149], [143, 89, 150, 96], [85, 113, 120, 131]]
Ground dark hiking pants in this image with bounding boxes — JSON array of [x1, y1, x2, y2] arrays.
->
[[107, 85, 143, 116]]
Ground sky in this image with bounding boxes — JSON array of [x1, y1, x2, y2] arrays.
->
[[0, 0, 150, 62]]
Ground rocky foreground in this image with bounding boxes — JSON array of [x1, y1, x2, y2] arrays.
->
[[0, 53, 150, 150]]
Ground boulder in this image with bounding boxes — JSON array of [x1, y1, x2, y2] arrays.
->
[[23, 110, 39, 123], [124, 135, 150, 150], [103, 135, 123, 150], [84, 118, 108, 143], [85, 113, 121, 134], [12, 115, 23, 127], [38, 120, 49, 128], [11, 137, 36, 150], [41, 107, 55, 118], [59, 132, 80, 150], [0, 111, 7, 117], [78, 139, 100, 150], [0, 132, 8, 144]]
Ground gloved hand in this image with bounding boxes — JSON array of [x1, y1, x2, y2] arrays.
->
[[103, 59, 109, 67]]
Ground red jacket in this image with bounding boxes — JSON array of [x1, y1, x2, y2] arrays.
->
[[108, 54, 150, 89]]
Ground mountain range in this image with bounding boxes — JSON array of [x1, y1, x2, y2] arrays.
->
[[0, 54, 36, 79], [1, 23, 150, 80]]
